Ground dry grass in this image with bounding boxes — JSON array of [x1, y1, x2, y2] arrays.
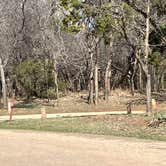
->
[[0, 90, 166, 116]]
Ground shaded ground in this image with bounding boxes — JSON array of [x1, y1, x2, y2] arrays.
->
[[0, 130, 165, 166]]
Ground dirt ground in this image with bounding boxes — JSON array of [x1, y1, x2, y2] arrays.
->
[[1, 90, 166, 115], [0, 130, 165, 166]]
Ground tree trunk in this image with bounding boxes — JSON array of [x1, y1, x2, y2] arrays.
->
[[53, 55, 59, 102], [139, 63, 143, 91], [94, 63, 98, 104], [94, 42, 99, 105], [88, 53, 94, 104], [77, 78, 81, 92], [54, 72, 59, 100], [89, 68, 94, 104], [152, 65, 157, 92], [0, 58, 7, 108], [105, 60, 111, 102], [146, 74, 151, 114], [161, 74, 165, 90], [131, 60, 137, 96], [6, 78, 12, 98], [145, 0, 152, 113]]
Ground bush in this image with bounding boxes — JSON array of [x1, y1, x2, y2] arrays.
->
[[16, 59, 55, 99]]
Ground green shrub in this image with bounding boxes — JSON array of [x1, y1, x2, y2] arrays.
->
[[16, 59, 55, 99]]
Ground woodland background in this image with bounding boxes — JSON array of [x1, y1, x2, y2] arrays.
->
[[0, 0, 166, 113]]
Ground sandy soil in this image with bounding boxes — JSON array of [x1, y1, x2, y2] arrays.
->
[[0, 130, 165, 166]]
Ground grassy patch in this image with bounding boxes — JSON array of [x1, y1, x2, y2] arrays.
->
[[0, 115, 165, 141]]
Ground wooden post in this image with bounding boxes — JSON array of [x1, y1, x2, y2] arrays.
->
[[41, 106, 47, 119], [151, 99, 157, 112], [127, 102, 132, 114]]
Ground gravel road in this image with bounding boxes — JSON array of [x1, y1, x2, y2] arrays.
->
[[0, 130, 165, 166]]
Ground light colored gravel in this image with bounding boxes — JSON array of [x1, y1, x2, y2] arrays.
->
[[0, 130, 165, 166]]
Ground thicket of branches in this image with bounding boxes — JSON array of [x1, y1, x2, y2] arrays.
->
[[0, 0, 166, 112]]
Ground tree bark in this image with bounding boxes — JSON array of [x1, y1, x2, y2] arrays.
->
[[89, 69, 94, 104], [136, 1, 152, 113], [94, 63, 98, 105], [146, 74, 151, 114], [0, 58, 7, 108], [53, 55, 59, 102], [152, 65, 157, 92], [94, 43, 99, 105], [105, 60, 112, 102], [145, 0, 152, 113], [161, 74, 165, 90], [131, 59, 137, 96], [139, 63, 143, 91], [88, 53, 94, 104]]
